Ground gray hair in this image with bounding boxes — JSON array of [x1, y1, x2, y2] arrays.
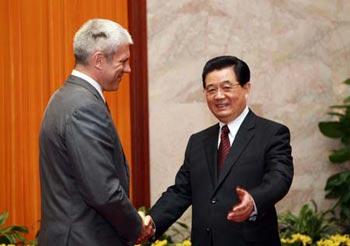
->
[[73, 19, 133, 65]]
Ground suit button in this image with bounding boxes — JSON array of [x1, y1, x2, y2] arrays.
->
[[206, 227, 211, 233], [211, 199, 216, 204]]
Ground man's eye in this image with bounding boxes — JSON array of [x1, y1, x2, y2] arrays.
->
[[222, 86, 232, 90]]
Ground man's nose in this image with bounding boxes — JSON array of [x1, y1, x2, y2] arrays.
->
[[214, 88, 225, 99], [123, 63, 131, 73]]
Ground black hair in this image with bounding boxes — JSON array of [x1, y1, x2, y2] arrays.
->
[[201, 55, 250, 88]]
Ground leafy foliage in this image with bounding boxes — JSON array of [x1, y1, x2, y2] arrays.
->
[[0, 211, 29, 244], [278, 201, 340, 242], [318, 78, 350, 228]]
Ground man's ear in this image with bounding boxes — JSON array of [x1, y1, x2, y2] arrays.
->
[[244, 82, 251, 94], [91, 51, 104, 70]]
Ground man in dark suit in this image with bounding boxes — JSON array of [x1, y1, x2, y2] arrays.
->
[[38, 19, 152, 246], [146, 56, 293, 245]]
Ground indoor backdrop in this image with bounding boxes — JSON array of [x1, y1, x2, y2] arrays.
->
[[148, 0, 350, 224]]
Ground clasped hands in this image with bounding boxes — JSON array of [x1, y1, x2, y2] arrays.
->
[[136, 212, 155, 244], [227, 186, 254, 222], [135, 186, 253, 244]]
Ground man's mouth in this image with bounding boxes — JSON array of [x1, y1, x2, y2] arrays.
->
[[215, 103, 228, 109]]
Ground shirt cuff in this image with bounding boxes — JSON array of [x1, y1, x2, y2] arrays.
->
[[249, 198, 258, 221]]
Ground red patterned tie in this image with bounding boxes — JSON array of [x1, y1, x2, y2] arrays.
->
[[217, 125, 230, 172]]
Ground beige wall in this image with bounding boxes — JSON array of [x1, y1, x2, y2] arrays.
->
[[147, 0, 350, 220]]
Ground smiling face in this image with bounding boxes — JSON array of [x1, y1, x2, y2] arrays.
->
[[99, 44, 131, 91], [204, 67, 250, 124]]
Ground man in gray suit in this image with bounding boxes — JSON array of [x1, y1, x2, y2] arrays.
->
[[39, 19, 152, 246]]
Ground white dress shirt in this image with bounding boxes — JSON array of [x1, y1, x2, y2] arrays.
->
[[71, 69, 105, 102], [217, 106, 249, 147]]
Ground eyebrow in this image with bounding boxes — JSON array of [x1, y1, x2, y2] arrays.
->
[[119, 57, 129, 63]]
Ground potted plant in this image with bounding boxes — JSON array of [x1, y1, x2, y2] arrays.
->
[[279, 200, 340, 244], [318, 78, 350, 232], [0, 211, 29, 244]]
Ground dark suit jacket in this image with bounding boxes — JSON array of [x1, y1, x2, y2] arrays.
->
[[38, 75, 142, 246], [150, 110, 293, 246]]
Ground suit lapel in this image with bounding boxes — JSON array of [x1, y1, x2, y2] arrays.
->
[[213, 111, 256, 195], [204, 124, 220, 188]]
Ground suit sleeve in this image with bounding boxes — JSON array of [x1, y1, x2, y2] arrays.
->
[[65, 103, 142, 244], [249, 124, 293, 215], [149, 136, 193, 239]]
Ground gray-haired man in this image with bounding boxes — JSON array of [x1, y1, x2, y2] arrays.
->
[[39, 19, 153, 246]]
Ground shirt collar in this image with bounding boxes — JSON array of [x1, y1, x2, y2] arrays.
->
[[71, 69, 105, 102], [219, 106, 249, 137]]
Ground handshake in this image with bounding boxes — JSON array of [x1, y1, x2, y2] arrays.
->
[[136, 211, 156, 244]]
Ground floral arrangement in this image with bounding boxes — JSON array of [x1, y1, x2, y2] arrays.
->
[[279, 200, 349, 246], [281, 233, 312, 246], [278, 201, 340, 242], [281, 233, 350, 246], [150, 239, 191, 246], [317, 234, 350, 246]]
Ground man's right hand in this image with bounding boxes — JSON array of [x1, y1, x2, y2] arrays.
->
[[227, 187, 254, 222], [136, 215, 156, 244]]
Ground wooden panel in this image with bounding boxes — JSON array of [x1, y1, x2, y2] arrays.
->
[[128, 0, 151, 208], [0, 0, 132, 240]]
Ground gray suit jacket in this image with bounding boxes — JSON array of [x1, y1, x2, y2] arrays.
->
[[38, 75, 142, 246]]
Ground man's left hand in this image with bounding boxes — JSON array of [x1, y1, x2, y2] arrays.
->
[[227, 187, 254, 222]]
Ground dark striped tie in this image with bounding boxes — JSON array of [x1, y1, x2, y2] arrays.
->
[[217, 125, 230, 175]]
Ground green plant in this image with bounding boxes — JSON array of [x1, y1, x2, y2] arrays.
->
[[0, 211, 29, 244], [156, 220, 190, 245], [279, 201, 340, 242], [318, 78, 350, 229]]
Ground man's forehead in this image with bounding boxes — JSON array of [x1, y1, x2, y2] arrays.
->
[[205, 68, 237, 84], [114, 44, 130, 57]]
